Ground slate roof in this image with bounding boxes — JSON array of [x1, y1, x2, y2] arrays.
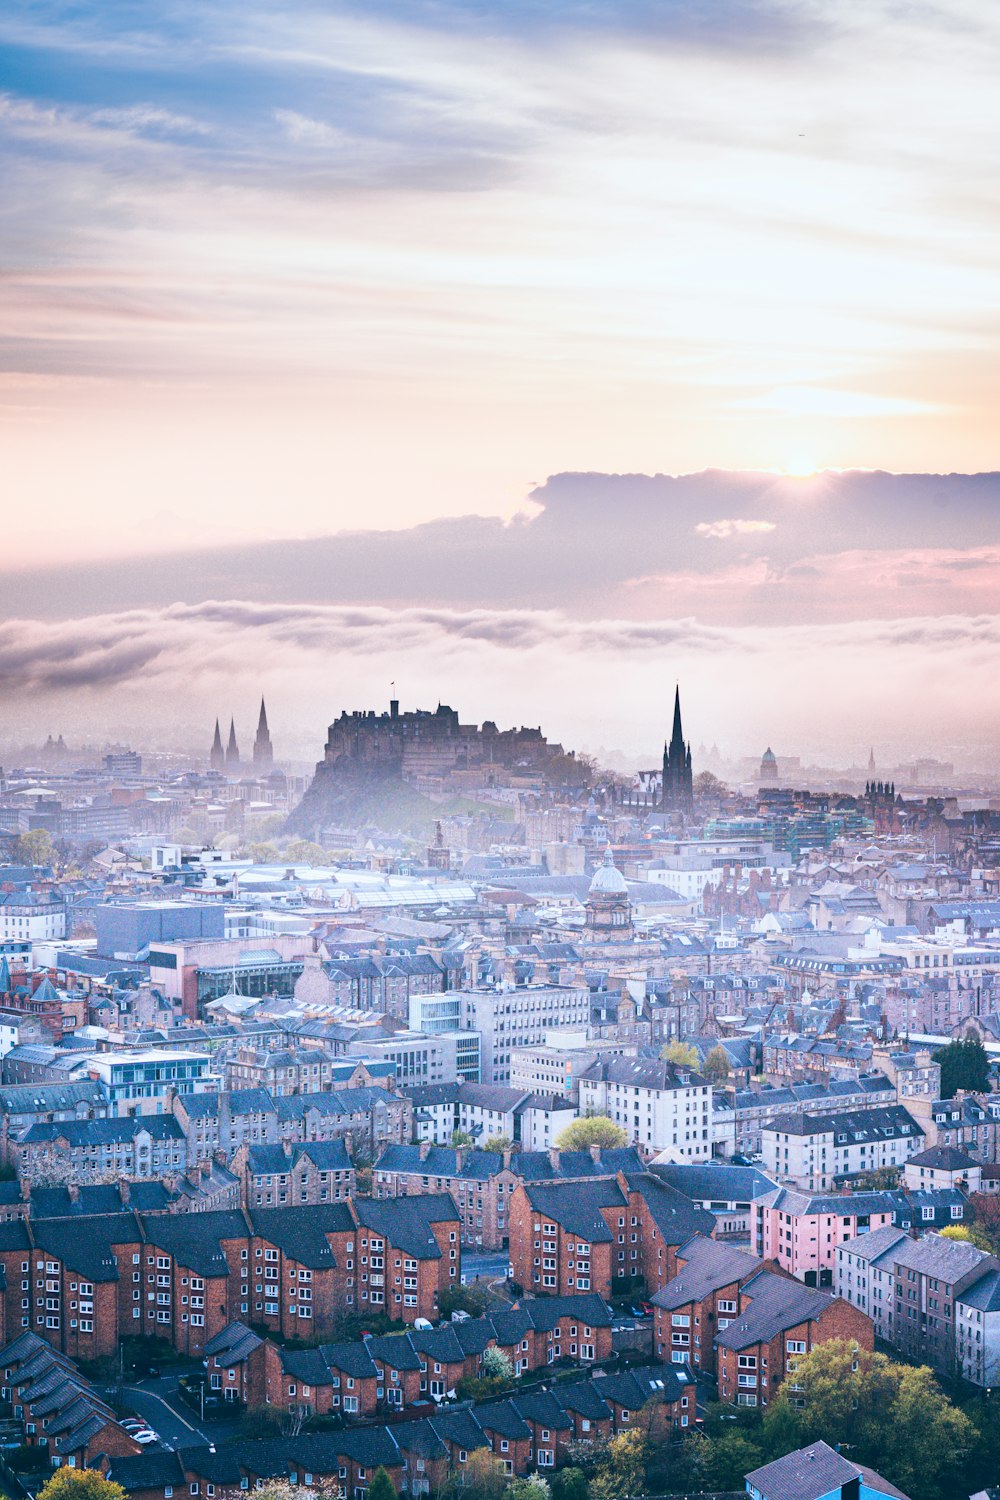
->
[[627, 1173, 716, 1244], [250, 1204, 352, 1268], [18, 1115, 184, 1146], [523, 1179, 625, 1241], [906, 1144, 978, 1170], [592, 1363, 692, 1409], [715, 1270, 837, 1350], [746, 1440, 910, 1500], [650, 1161, 777, 1204], [0, 1081, 107, 1113], [30, 1213, 137, 1282], [355, 1193, 458, 1256], [142, 1209, 249, 1278], [958, 1268, 1000, 1313], [203, 1321, 264, 1363], [761, 1104, 921, 1141], [651, 1236, 762, 1310], [580, 1055, 708, 1091]]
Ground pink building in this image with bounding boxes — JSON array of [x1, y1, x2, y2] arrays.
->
[[754, 1187, 897, 1286]]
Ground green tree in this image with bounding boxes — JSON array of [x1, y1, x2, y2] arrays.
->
[[285, 839, 330, 866], [702, 1045, 731, 1084], [763, 1340, 976, 1500], [851, 1165, 901, 1191], [503, 1479, 549, 1500], [939, 1223, 995, 1252], [462, 1449, 509, 1500], [367, 1469, 396, 1500], [882, 1363, 976, 1500], [481, 1134, 513, 1153], [450, 1129, 475, 1147], [555, 1116, 629, 1151], [37, 1474, 126, 1500], [15, 828, 56, 868], [699, 1430, 764, 1490], [660, 1041, 700, 1068], [590, 1427, 647, 1500], [549, 1469, 588, 1500], [932, 1035, 990, 1098]]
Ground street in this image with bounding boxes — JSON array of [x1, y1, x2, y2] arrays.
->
[[113, 1374, 243, 1451], [460, 1251, 509, 1284]]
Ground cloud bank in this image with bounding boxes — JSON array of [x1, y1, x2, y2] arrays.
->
[[1, 596, 997, 763]]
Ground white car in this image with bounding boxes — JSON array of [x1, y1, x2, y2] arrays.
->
[[132, 1431, 159, 1446]]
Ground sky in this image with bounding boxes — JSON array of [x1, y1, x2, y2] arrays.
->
[[1, 0, 999, 765]]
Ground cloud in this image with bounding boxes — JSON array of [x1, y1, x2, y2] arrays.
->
[[738, 386, 945, 418], [2, 597, 999, 762], [695, 518, 777, 539], [2, 469, 998, 630], [273, 110, 352, 148]]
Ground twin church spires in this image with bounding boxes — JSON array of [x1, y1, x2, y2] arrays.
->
[[210, 698, 273, 773]]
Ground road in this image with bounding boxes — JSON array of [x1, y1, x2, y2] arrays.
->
[[114, 1375, 242, 1451], [460, 1251, 509, 1284]]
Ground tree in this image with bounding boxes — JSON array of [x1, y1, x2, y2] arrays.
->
[[694, 770, 727, 798], [285, 839, 330, 866], [481, 1134, 513, 1153], [503, 1479, 548, 1500], [481, 1346, 514, 1382], [15, 828, 56, 868], [590, 1427, 647, 1500], [851, 1165, 901, 1191], [940, 1223, 995, 1253], [549, 1470, 588, 1500], [37, 1475, 126, 1500], [554, 1116, 629, 1151], [762, 1340, 976, 1500], [462, 1449, 509, 1500], [969, 1191, 1000, 1253], [703, 1045, 731, 1084], [367, 1469, 396, 1500], [451, 1129, 475, 1147], [661, 1041, 700, 1068], [932, 1036, 990, 1098], [253, 1486, 341, 1500], [698, 1430, 764, 1490]]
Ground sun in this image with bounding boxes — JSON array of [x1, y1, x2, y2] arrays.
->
[[783, 452, 819, 477]]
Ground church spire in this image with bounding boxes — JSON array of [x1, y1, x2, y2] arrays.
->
[[225, 717, 240, 769], [210, 718, 225, 771], [661, 682, 694, 811], [671, 683, 684, 745], [253, 696, 274, 771]]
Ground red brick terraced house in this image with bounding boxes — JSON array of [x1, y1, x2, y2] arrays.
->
[[0, 1195, 461, 1361], [507, 1169, 714, 1300], [714, 1268, 874, 1408], [651, 1234, 764, 1375]]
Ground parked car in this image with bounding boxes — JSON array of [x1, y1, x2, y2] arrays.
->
[[133, 1431, 159, 1446]]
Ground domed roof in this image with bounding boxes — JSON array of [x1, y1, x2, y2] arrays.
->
[[589, 846, 628, 896], [761, 746, 777, 764]]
